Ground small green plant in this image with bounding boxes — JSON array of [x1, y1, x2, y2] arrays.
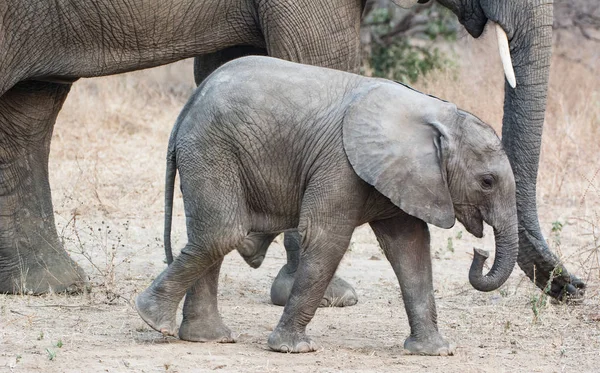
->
[[55, 340, 63, 348], [530, 292, 547, 323], [531, 266, 563, 322], [364, 5, 457, 83], [37, 331, 44, 340], [46, 348, 56, 361], [15, 355, 22, 364], [446, 237, 454, 253], [550, 220, 564, 249], [504, 320, 511, 332], [551, 221, 564, 233], [455, 230, 462, 240]]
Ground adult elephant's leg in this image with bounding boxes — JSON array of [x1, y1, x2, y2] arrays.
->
[[0, 81, 87, 294], [259, 0, 363, 308], [178, 257, 234, 342], [496, 1, 585, 300]]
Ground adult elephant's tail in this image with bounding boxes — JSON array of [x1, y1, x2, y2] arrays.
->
[[164, 136, 177, 265]]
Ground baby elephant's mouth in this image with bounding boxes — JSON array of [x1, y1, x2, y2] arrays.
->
[[455, 204, 484, 238]]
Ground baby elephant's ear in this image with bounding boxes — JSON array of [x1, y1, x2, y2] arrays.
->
[[343, 84, 455, 228]]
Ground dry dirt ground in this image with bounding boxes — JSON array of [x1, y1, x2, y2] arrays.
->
[[2, 31, 599, 372]]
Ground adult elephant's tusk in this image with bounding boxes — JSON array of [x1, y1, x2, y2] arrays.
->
[[494, 23, 517, 89]]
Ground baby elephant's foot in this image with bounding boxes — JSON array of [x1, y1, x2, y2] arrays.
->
[[267, 328, 319, 353], [179, 315, 235, 343], [271, 267, 358, 307], [403, 334, 455, 356], [135, 289, 178, 336]]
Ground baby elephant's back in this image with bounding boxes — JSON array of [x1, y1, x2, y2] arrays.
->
[[184, 56, 360, 172], [197, 56, 361, 137], [175, 57, 361, 217]]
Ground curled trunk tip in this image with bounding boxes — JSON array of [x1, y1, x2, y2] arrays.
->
[[469, 246, 513, 292]]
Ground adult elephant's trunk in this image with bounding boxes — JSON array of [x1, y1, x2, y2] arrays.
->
[[498, 1, 583, 299], [469, 220, 518, 292]]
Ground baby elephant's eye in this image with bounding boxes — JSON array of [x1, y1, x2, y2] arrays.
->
[[481, 175, 495, 190]]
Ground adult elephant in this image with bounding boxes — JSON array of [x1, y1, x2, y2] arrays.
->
[[0, 0, 584, 301]]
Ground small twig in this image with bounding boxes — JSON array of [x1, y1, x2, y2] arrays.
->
[[26, 304, 95, 309], [10, 310, 31, 317]]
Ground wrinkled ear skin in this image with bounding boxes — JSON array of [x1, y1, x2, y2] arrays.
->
[[343, 83, 456, 229]]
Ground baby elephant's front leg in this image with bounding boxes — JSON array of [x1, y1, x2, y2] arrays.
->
[[268, 225, 354, 353], [370, 214, 454, 356]]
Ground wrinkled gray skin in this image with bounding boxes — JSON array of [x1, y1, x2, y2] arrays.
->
[[0, 0, 584, 302], [0, 0, 364, 304], [137, 57, 519, 352]]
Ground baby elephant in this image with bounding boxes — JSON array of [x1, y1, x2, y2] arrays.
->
[[136, 56, 518, 355]]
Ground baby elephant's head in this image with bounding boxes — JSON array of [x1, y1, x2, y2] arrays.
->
[[444, 112, 518, 292], [343, 83, 518, 292]]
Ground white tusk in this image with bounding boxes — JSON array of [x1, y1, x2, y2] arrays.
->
[[494, 22, 516, 88]]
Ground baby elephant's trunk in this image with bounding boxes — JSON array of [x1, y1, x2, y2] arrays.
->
[[468, 220, 519, 292]]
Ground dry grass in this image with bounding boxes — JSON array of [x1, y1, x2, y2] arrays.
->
[[1, 29, 599, 372]]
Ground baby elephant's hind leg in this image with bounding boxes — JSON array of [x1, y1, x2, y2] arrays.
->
[[178, 257, 234, 342], [136, 225, 245, 337]]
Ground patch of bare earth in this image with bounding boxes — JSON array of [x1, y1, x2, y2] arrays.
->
[[2, 32, 599, 372]]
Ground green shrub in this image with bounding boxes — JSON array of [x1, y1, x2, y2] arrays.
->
[[363, 4, 457, 83]]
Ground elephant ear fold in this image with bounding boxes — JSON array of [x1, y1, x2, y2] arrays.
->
[[343, 83, 455, 228]]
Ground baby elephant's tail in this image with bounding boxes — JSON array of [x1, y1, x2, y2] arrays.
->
[[164, 138, 177, 265]]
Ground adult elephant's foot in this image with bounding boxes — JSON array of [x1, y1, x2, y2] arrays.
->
[[517, 227, 586, 301], [135, 286, 179, 336], [403, 335, 454, 356], [0, 240, 87, 295], [267, 327, 319, 353], [0, 173, 87, 294], [0, 81, 87, 295], [179, 315, 234, 343], [270, 265, 358, 307]]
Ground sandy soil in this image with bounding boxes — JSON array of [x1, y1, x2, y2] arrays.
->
[[1, 31, 599, 372]]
